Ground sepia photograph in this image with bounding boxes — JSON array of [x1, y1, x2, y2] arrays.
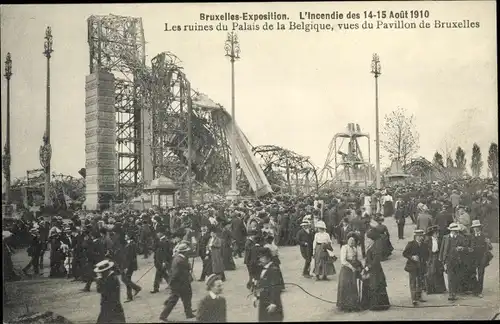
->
[[1, 1, 498, 323]]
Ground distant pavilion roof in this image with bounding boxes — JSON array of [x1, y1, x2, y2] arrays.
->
[[145, 176, 179, 191]]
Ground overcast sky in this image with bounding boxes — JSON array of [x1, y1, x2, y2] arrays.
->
[[1, 2, 497, 181]]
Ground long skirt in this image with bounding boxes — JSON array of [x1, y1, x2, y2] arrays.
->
[[337, 266, 360, 312], [360, 279, 390, 311], [313, 246, 336, 278], [272, 256, 285, 290], [381, 236, 394, 260], [97, 303, 126, 323], [426, 253, 447, 294], [383, 201, 394, 217], [222, 243, 236, 271]]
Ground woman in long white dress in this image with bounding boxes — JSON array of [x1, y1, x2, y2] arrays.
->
[[312, 221, 336, 281]]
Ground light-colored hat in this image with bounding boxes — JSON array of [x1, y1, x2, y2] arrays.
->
[[315, 221, 327, 229], [303, 215, 312, 221], [300, 220, 311, 227], [471, 220, 482, 228], [175, 242, 192, 254], [448, 223, 460, 231], [205, 273, 221, 289], [413, 229, 425, 236], [94, 260, 114, 273]]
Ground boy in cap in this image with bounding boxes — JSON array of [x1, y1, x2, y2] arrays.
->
[[402, 229, 429, 306], [196, 274, 227, 323]]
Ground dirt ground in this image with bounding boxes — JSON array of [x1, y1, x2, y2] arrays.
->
[[4, 217, 500, 323]]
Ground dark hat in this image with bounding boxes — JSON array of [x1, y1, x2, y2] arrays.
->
[[346, 231, 360, 242], [205, 274, 222, 290], [426, 225, 439, 235], [366, 228, 381, 241], [257, 246, 273, 260]]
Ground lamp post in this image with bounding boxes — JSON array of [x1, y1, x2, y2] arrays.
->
[[371, 53, 382, 189], [40, 26, 53, 207], [224, 32, 240, 200], [3, 53, 12, 213]]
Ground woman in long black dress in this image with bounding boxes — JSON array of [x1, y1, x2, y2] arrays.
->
[[360, 228, 390, 311], [337, 232, 363, 312], [374, 215, 394, 261], [221, 222, 236, 271], [425, 225, 447, 294]]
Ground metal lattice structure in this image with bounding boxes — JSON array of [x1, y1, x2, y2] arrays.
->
[[87, 14, 149, 195], [150, 52, 232, 193], [88, 14, 269, 200], [10, 171, 85, 208], [320, 123, 372, 187], [150, 52, 190, 184], [252, 145, 318, 194]]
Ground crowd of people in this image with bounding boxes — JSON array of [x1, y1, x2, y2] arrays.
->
[[2, 177, 498, 322]]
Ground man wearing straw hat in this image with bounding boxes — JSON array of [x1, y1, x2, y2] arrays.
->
[[470, 219, 494, 298], [403, 229, 429, 306], [94, 259, 126, 323], [296, 219, 314, 278], [439, 222, 468, 301], [159, 242, 195, 322]]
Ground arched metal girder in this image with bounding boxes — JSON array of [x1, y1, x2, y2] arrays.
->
[[252, 145, 319, 193]]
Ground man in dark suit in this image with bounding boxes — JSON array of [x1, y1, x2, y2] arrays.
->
[[82, 231, 106, 292], [295, 220, 314, 278], [402, 229, 429, 306], [337, 217, 353, 247], [434, 203, 454, 247], [198, 225, 212, 282], [151, 227, 172, 293], [231, 213, 247, 258], [350, 210, 368, 257], [255, 247, 284, 322], [23, 228, 43, 276], [38, 218, 50, 270], [139, 220, 152, 258], [122, 233, 142, 302], [439, 223, 468, 301], [244, 231, 262, 290], [394, 200, 406, 240], [470, 220, 493, 297], [159, 242, 195, 322]]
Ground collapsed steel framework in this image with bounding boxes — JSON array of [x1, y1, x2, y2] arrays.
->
[[88, 15, 235, 198], [252, 145, 318, 194], [150, 52, 232, 193], [10, 171, 85, 208]]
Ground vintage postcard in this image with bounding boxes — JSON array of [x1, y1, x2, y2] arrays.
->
[[1, 1, 498, 323]]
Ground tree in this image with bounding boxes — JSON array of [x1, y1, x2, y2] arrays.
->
[[455, 146, 466, 175], [487, 142, 498, 178], [381, 107, 420, 167], [433, 151, 444, 167], [446, 156, 454, 168], [470, 143, 483, 178]]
